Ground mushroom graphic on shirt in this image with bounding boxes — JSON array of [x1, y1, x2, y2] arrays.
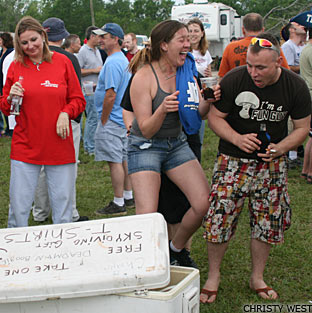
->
[[235, 91, 260, 119]]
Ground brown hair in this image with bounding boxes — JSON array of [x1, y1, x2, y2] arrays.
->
[[62, 34, 80, 49], [85, 26, 99, 40], [243, 13, 263, 32], [0, 32, 14, 49], [150, 20, 187, 61], [14, 16, 52, 66], [187, 18, 208, 56], [125, 32, 137, 42]]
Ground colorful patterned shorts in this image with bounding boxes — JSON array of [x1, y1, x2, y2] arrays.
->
[[203, 154, 291, 244]]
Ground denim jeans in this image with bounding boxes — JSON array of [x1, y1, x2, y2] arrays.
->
[[0, 111, 4, 132], [199, 120, 205, 146], [83, 95, 98, 154]]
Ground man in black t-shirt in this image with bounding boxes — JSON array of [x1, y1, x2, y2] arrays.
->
[[200, 33, 311, 304]]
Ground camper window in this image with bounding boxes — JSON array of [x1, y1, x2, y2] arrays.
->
[[221, 14, 227, 25]]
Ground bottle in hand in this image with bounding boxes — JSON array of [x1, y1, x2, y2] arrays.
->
[[257, 123, 271, 154], [10, 76, 24, 116]]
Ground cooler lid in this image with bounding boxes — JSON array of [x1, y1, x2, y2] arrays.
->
[[0, 212, 169, 303]]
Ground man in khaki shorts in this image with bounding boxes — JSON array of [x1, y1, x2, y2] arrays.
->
[[93, 23, 133, 215], [200, 32, 311, 304]]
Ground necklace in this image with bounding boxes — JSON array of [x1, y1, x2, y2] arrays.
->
[[158, 61, 176, 80], [165, 73, 176, 80], [32, 60, 43, 71]]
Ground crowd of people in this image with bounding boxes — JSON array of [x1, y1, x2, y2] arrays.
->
[[0, 10, 311, 306]]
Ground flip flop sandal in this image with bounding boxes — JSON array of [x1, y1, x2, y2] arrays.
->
[[300, 173, 308, 179], [254, 286, 278, 299], [307, 176, 312, 184], [200, 288, 218, 303]]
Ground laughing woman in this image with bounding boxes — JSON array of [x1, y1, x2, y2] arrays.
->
[[128, 20, 213, 267], [0, 16, 86, 227]]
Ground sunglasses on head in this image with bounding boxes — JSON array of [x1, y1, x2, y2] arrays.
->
[[250, 37, 279, 53]]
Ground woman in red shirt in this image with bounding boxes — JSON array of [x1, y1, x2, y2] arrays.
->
[[0, 16, 86, 227]]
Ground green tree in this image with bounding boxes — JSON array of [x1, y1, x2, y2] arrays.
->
[[2, 0, 311, 42], [24, 0, 42, 21], [221, 0, 311, 36], [95, 0, 132, 32], [130, 0, 174, 35], [0, 0, 26, 31], [39, 0, 105, 38]]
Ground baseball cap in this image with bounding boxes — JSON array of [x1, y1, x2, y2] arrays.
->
[[92, 23, 124, 40], [43, 17, 69, 41]]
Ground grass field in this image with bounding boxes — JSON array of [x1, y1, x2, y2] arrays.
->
[[0, 127, 311, 313]]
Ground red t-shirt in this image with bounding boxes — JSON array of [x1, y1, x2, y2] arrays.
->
[[218, 37, 290, 78], [0, 52, 86, 165], [126, 51, 135, 62]]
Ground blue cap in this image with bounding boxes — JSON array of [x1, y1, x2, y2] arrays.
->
[[92, 23, 124, 40], [43, 17, 69, 41]]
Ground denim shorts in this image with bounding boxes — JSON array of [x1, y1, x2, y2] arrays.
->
[[127, 132, 196, 174]]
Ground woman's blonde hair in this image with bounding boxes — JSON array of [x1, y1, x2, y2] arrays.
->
[[187, 18, 208, 56], [14, 16, 52, 66]]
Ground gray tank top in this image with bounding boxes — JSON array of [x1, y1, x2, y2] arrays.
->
[[130, 64, 181, 138]]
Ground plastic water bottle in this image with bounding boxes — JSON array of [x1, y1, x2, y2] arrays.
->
[[10, 76, 24, 115], [257, 123, 271, 154]]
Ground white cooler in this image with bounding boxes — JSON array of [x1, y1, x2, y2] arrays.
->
[[0, 213, 200, 313]]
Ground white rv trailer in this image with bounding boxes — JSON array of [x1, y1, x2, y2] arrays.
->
[[171, 0, 242, 58]]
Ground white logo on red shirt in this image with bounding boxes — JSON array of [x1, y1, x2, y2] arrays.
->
[[41, 80, 59, 88]]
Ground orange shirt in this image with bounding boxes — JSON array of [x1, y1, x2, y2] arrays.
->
[[218, 37, 290, 78]]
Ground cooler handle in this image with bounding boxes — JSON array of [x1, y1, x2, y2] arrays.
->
[[182, 287, 199, 313]]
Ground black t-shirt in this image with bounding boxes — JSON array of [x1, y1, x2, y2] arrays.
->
[[120, 75, 133, 112], [49, 46, 81, 84], [99, 49, 108, 64], [215, 66, 311, 159]]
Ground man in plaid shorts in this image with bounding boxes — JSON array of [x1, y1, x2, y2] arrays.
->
[[200, 32, 311, 303]]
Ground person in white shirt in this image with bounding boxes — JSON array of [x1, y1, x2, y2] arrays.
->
[[188, 18, 213, 77], [281, 22, 307, 166], [2, 49, 15, 131], [3, 49, 14, 84], [187, 18, 213, 145], [281, 22, 306, 74]]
